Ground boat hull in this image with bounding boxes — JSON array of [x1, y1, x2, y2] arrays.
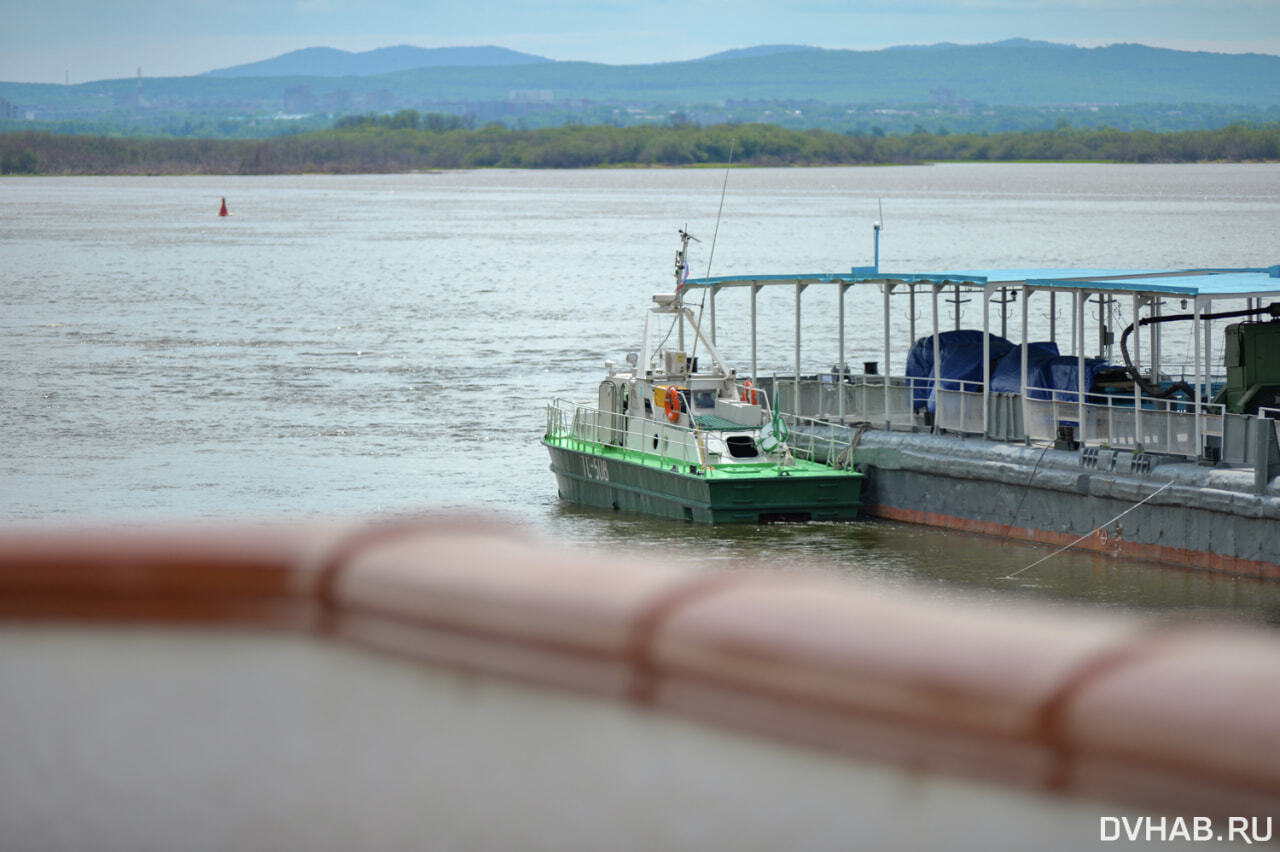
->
[[544, 440, 863, 523]]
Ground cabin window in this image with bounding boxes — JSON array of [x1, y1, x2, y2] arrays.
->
[[725, 435, 759, 458], [693, 389, 716, 409]]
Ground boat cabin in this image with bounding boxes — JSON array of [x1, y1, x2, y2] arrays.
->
[[591, 289, 780, 469]]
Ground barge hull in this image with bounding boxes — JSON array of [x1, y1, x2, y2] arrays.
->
[[545, 441, 862, 524], [850, 431, 1280, 580]]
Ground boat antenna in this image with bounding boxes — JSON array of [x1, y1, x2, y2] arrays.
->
[[660, 227, 700, 356], [675, 226, 700, 293], [704, 139, 734, 282], [690, 140, 735, 361], [874, 198, 883, 273]]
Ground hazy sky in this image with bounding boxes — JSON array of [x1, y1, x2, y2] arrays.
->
[[5, 0, 1280, 84]]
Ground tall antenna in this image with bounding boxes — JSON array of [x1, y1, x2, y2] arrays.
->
[[703, 139, 734, 281], [675, 226, 700, 292], [690, 140, 734, 363], [874, 198, 884, 273]]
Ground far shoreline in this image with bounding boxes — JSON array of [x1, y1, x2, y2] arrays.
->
[[3, 121, 1278, 176]]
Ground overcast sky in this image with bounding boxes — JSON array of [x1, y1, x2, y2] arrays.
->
[[4, 0, 1279, 84]]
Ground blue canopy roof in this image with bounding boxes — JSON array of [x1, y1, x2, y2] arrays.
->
[[682, 266, 1280, 299], [1026, 268, 1280, 298]]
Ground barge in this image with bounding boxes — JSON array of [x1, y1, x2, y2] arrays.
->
[[674, 230, 1280, 577]]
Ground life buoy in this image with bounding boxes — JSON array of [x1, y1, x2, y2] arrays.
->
[[664, 385, 681, 422], [740, 380, 758, 405]]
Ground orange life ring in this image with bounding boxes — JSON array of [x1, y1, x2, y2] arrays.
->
[[740, 380, 758, 405], [664, 385, 681, 422]]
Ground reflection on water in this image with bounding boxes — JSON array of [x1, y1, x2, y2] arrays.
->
[[549, 505, 1280, 626]]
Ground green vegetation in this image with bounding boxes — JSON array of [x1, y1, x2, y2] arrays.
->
[[6, 100, 1280, 140], [0, 113, 336, 140], [3, 117, 1278, 175]]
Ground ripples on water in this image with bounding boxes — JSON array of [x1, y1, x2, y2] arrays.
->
[[4, 166, 1280, 623]]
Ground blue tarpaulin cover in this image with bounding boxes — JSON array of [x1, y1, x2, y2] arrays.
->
[[990, 342, 1060, 397], [1044, 356, 1110, 403], [906, 331, 1111, 410], [906, 331, 1014, 412]]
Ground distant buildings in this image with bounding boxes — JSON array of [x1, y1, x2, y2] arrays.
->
[[362, 89, 395, 112], [508, 90, 553, 103], [283, 85, 315, 114]]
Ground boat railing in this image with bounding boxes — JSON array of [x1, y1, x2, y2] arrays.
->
[[545, 401, 568, 441], [547, 394, 856, 473], [731, 379, 769, 409], [546, 398, 706, 472], [775, 410, 864, 469], [728, 382, 852, 470]]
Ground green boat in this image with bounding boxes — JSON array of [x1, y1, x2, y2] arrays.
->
[[543, 231, 864, 523]]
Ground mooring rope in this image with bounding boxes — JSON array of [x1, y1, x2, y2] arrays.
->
[[1001, 479, 1178, 580], [1004, 443, 1052, 539]]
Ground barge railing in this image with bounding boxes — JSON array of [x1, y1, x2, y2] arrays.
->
[[769, 376, 1280, 475], [771, 373, 922, 430], [1021, 388, 1220, 457]]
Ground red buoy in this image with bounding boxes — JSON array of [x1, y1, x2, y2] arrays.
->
[[218, 197, 229, 217]]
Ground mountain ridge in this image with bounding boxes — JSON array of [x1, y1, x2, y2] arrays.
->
[[3, 40, 1278, 138], [8, 42, 1279, 107], [204, 44, 552, 78], [204, 39, 1086, 78]]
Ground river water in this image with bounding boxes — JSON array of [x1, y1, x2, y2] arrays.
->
[[4, 164, 1280, 622]]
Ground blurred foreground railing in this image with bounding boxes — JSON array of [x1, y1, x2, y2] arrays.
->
[[1, 518, 1277, 850]]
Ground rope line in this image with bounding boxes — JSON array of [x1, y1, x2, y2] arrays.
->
[[1002, 479, 1177, 580]]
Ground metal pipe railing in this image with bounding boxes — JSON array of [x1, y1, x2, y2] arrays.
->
[[548, 391, 861, 474]]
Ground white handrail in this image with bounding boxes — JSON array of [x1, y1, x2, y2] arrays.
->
[[546, 394, 860, 474]]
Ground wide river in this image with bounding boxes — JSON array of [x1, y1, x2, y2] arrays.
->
[[5, 164, 1280, 622]]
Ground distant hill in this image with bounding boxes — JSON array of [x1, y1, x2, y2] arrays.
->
[[204, 45, 551, 78], [697, 45, 823, 62], [354, 42, 1280, 106], [886, 38, 1076, 51], [4, 41, 1279, 139], [10, 42, 1280, 107]]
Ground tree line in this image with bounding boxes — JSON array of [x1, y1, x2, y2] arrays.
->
[[3, 116, 1278, 175]]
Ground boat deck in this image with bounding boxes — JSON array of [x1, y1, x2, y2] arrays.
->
[[543, 435, 858, 480], [691, 413, 753, 430]]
